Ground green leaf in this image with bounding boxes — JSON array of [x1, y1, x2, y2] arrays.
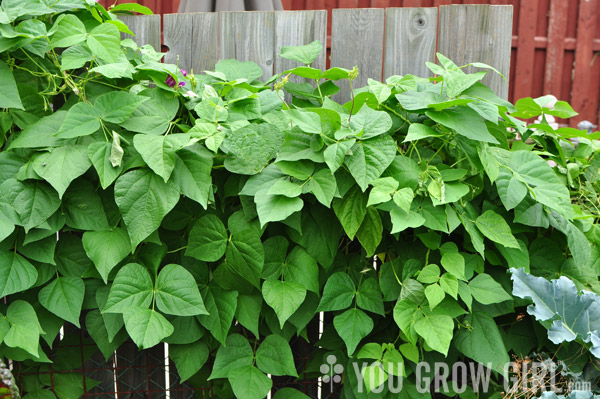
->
[[82, 228, 131, 283], [2, 179, 61, 231], [333, 185, 367, 239], [38, 276, 85, 327], [209, 334, 253, 379], [345, 135, 397, 191], [87, 142, 123, 189], [172, 145, 213, 208], [317, 272, 356, 311], [228, 366, 273, 399], [32, 145, 91, 198], [235, 293, 262, 338], [356, 278, 384, 316], [85, 310, 127, 361], [155, 264, 208, 316], [215, 59, 263, 82], [169, 341, 209, 382], [390, 209, 426, 233], [349, 106, 392, 139], [367, 177, 398, 207], [50, 14, 86, 47], [55, 102, 100, 138], [308, 168, 337, 207], [104, 263, 153, 313], [86, 23, 121, 63], [0, 251, 37, 297], [0, 217, 14, 243], [3, 300, 42, 357], [61, 44, 93, 70], [224, 123, 283, 175], [475, 210, 520, 249], [285, 247, 319, 293], [454, 311, 510, 373], [133, 134, 190, 182], [426, 108, 498, 144], [283, 109, 321, 134], [324, 139, 355, 173], [424, 284, 445, 310], [197, 286, 237, 345], [262, 280, 306, 329], [440, 252, 465, 280], [256, 334, 298, 376], [334, 308, 374, 355], [404, 123, 443, 142], [0, 60, 23, 109], [273, 388, 311, 399], [63, 179, 110, 231], [439, 273, 458, 299], [123, 308, 174, 349], [418, 264, 441, 284], [186, 214, 227, 262], [414, 314, 454, 356], [255, 191, 304, 227], [121, 89, 179, 135], [545, 101, 578, 119], [468, 273, 512, 304], [94, 91, 148, 123], [356, 207, 383, 257], [226, 229, 265, 288], [393, 299, 421, 344], [279, 40, 322, 65], [114, 169, 180, 248]]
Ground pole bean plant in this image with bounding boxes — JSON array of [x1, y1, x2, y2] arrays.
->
[[1, 1, 600, 398]]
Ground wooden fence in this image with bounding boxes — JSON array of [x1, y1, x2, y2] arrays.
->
[[122, 5, 513, 100], [100, 0, 600, 127]]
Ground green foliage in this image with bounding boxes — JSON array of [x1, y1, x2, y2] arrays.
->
[[1, 2, 600, 398]]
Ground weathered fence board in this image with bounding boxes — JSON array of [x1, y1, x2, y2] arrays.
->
[[163, 13, 219, 73], [330, 8, 385, 101], [437, 5, 513, 99], [383, 7, 438, 78], [119, 14, 161, 50]]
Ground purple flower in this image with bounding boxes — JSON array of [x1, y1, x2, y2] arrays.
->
[[165, 69, 188, 88]]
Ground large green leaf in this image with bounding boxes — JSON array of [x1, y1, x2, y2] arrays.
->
[[169, 341, 209, 382], [94, 91, 148, 123], [468, 273, 512, 305], [475, 210, 520, 248], [262, 279, 306, 328], [103, 263, 154, 313], [82, 228, 131, 283], [333, 308, 373, 355], [209, 334, 254, 379], [86, 23, 121, 63], [308, 168, 337, 207], [123, 308, 174, 349], [356, 207, 383, 257], [345, 135, 397, 191], [228, 366, 272, 399], [349, 106, 393, 139], [121, 89, 179, 135], [87, 142, 123, 189], [426, 106, 498, 144], [114, 169, 180, 248], [317, 272, 356, 311], [133, 134, 190, 182], [3, 300, 43, 357], [235, 293, 262, 338], [254, 190, 304, 227], [356, 278, 385, 316], [197, 286, 238, 345], [333, 185, 368, 240], [226, 229, 264, 288], [155, 264, 208, 316], [62, 179, 110, 231], [0, 251, 37, 297], [454, 311, 509, 372], [224, 124, 284, 175], [413, 314, 454, 356], [3, 179, 61, 231], [55, 102, 100, 138], [256, 334, 298, 377], [186, 214, 228, 262], [50, 14, 86, 47], [393, 299, 421, 344], [38, 276, 85, 327], [172, 144, 213, 208], [0, 60, 23, 109], [279, 40, 322, 65], [32, 145, 91, 198], [85, 310, 128, 361]]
